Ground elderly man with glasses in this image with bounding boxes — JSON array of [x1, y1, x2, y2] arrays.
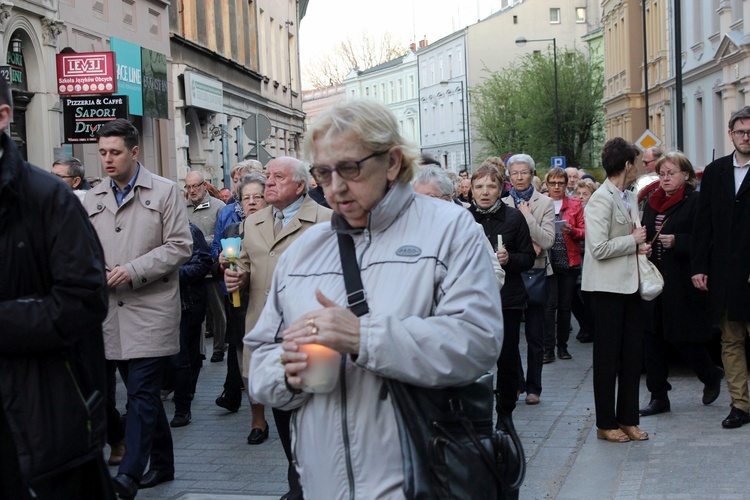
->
[[185, 170, 227, 363], [52, 157, 92, 191]]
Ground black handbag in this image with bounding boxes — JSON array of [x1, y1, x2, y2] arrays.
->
[[521, 266, 548, 307], [336, 233, 525, 499]]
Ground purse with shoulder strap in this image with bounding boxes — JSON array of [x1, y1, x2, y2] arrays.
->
[[336, 232, 525, 499]]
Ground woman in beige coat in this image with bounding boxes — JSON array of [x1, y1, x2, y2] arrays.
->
[[582, 137, 651, 443]]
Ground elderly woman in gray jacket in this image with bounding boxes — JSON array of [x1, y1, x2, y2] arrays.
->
[[244, 100, 503, 499], [502, 154, 555, 405]]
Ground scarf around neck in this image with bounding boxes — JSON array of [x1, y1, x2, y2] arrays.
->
[[649, 183, 687, 213], [509, 185, 535, 205], [233, 201, 246, 221], [473, 197, 504, 214]]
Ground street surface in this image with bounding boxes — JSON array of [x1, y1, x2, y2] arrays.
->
[[118, 329, 747, 499]]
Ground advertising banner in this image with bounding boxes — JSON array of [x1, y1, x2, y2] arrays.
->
[[62, 95, 129, 143], [110, 38, 142, 115], [141, 47, 168, 118], [184, 71, 223, 113], [56, 52, 116, 95]]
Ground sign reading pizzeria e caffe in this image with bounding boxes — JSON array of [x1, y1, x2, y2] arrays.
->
[[62, 95, 129, 143], [56, 52, 117, 95]]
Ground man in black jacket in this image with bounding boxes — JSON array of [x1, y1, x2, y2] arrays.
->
[[0, 79, 113, 497], [692, 106, 750, 429]]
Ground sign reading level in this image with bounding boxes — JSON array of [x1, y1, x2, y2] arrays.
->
[[56, 52, 117, 95]]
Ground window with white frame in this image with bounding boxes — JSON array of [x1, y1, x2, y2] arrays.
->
[[576, 7, 586, 23], [550, 8, 561, 23]]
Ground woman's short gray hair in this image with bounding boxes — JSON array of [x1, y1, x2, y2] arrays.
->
[[413, 167, 454, 197], [303, 99, 420, 184], [237, 172, 267, 199], [506, 154, 536, 174]]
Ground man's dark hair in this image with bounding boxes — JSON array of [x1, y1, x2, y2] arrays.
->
[[96, 118, 139, 150], [54, 157, 85, 180], [0, 76, 12, 110], [728, 106, 750, 131], [420, 153, 441, 167], [601, 137, 640, 177]]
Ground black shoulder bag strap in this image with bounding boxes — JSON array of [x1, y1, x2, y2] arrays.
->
[[337, 233, 369, 318], [335, 231, 520, 495]]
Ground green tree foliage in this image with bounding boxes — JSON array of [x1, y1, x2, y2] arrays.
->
[[472, 46, 605, 171]]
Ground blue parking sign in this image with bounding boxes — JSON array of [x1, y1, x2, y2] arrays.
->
[[552, 156, 566, 169]]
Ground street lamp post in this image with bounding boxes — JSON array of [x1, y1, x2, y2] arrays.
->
[[516, 36, 560, 157], [440, 79, 469, 173]]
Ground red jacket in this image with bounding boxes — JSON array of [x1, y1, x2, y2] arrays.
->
[[558, 196, 585, 268]]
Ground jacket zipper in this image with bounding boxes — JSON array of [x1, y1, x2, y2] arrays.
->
[[290, 409, 299, 467], [339, 355, 356, 500], [362, 228, 371, 263], [339, 227, 368, 499]]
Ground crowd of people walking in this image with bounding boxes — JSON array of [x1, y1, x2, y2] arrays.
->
[[3, 78, 750, 498]]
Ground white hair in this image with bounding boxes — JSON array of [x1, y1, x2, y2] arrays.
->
[[507, 154, 536, 173]]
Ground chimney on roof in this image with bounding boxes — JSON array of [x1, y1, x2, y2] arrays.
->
[[419, 37, 428, 49], [410, 42, 417, 52]]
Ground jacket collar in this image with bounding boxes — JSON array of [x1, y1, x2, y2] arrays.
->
[[252, 194, 322, 249], [331, 181, 414, 235], [90, 163, 154, 213], [603, 178, 634, 222]]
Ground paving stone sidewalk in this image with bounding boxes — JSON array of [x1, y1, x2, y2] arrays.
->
[[114, 331, 746, 499]]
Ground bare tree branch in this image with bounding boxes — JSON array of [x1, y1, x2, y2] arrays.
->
[[304, 31, 407, 89]]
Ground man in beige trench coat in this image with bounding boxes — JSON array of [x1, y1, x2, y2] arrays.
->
[[84, 119, 192, 498]]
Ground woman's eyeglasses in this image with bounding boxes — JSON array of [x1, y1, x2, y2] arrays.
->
[[309, 150, 389, 186]]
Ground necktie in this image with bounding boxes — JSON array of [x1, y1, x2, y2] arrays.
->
[[274, 211, 284, 237]]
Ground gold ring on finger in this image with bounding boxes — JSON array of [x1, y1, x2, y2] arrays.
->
[[311, 326, 319, 335], [279, 355, 287, 365]]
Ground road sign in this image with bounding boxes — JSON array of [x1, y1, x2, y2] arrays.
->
[[551, 156, 566, 169], [636, 129, 662, 150], [243, 113, 272, 143], [245, 145, 273, 165]]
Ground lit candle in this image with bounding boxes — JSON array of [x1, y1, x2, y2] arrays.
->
[[298, 344, 340, 393], [220, 237, 243, 307]]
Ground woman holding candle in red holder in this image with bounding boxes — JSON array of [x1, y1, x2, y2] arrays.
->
[[244, 100, 504, 499]]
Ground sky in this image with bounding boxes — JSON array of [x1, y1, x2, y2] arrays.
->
[[299, 0, 505, 89]]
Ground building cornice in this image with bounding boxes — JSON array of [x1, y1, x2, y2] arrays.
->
[[170, 33, 264, 82]]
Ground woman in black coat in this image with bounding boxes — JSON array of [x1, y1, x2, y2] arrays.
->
[[640, 151, 724, 417], [469, 163, 535, 417]]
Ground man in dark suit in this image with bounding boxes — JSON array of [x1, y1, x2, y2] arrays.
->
[[692, 106, 750, 429]]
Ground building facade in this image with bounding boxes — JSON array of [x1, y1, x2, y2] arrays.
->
[[301, 84, 346, 131], [169, 0, 307, 188], [466, 0, 602, 168], [603, 0, 750, 167], [2, 0, 173, 179], [678, 0, 750, 166], [417, 31, 470, 173], [343, 48, 420, 145]]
